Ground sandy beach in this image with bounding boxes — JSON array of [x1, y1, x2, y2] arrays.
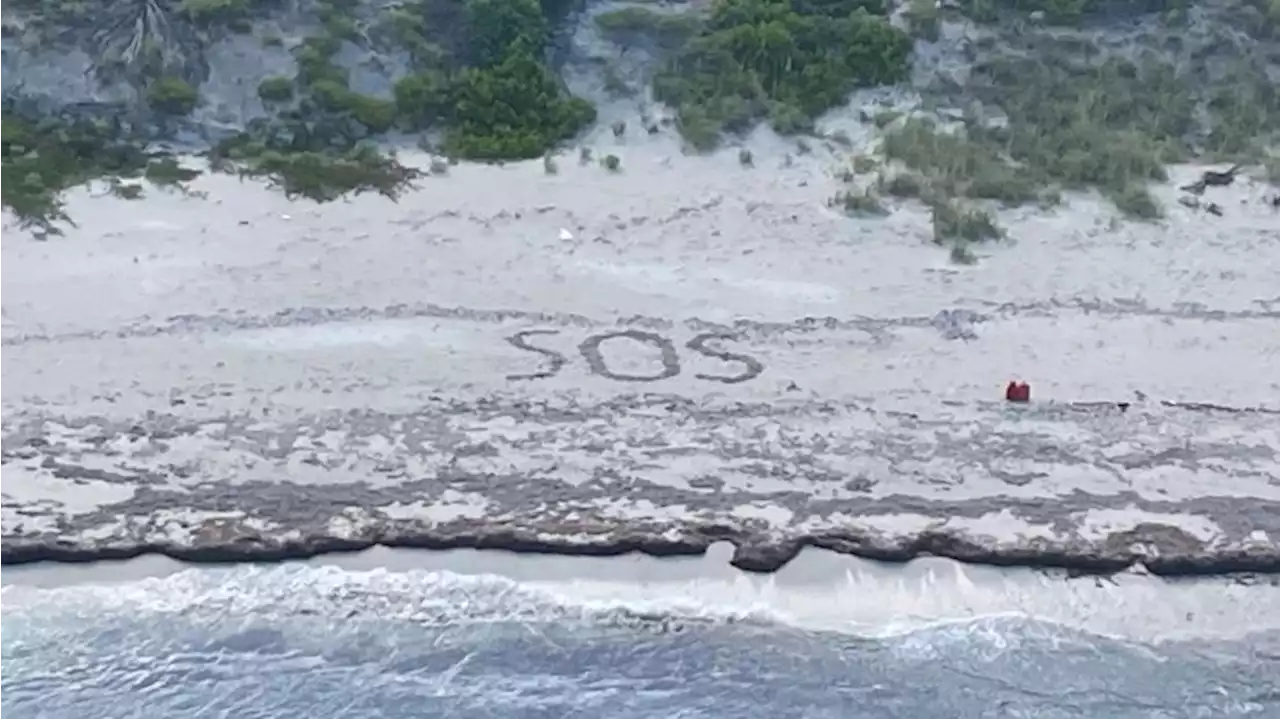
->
[[3, 131, 1279, 574]]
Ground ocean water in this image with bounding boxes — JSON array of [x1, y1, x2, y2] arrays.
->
[[4, 555, 1279, 719]]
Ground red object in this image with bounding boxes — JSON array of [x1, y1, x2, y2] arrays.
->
[[1005, 381, 1031, 403]]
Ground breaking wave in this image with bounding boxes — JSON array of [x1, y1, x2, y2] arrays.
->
[[3, 554, 1279, 718]]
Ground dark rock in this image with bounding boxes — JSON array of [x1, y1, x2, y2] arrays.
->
[[5, 518, 1280, 578]]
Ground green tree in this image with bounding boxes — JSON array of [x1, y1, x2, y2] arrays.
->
[[465, 0, 549, 67], [444, 50, 596, 159], [394, 70, 451, 128]]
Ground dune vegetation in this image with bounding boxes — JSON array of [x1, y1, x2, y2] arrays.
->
[[869, 32, 1278, 225], [3, 0, 598, 234], [591, 0, 1275, 241], [2, 0, 1276, 237], [650, 0, 913, 149], [0, 111, 206, 238], [217, 0, 598, 197]]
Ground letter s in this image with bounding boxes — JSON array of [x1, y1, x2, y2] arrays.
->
[[686, 332, 764, 384], [505, 330, 568, 381]]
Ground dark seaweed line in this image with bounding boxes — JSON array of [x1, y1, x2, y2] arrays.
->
[[3, 524, 1278, 577], [1096, 400, 1280, 416], [3, 306, 962, 345], [0, 396, 1276, 442], [4, 297, 1278, 347], [974, 296, 1280, 320]]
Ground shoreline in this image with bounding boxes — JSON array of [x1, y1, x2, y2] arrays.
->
[[7, 544, 1279, 647], [5, 518, 1280, 577]]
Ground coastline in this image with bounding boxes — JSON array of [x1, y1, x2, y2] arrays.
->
[[3, 142, 1279, 580], [6, 544, 1279, 646], [4, 513, 1280, 576]]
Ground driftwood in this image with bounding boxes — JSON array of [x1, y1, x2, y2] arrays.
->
[[1180, 164, 1242, 195]]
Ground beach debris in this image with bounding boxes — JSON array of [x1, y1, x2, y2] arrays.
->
[[1005, 380, 1031, 403], [559, 228, 574, 241], [1176, 195, 1225, 217], [1179, 164, 1241, 195]]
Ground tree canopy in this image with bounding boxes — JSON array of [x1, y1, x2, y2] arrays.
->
[[393, 0, 596, 159], [653, 0, 912, 148]]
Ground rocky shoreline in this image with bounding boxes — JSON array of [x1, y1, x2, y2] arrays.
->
[[4, 392, 1278, 579], [5, 514, 1280, 577]]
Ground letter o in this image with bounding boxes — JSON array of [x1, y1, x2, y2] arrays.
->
[[578, 330, 681, 382]]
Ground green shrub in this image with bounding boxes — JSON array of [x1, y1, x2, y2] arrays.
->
[[394, 71, 451, 127], [950, 241, 979, 265], [180, 0, 250, 26], [966, 57, 1189, 190], [1, 112, 178, 237], [879, 49, 1272, 216], [851, 154, 879, 174], [960, 0, 1187, 25], [443, 50, 597, 160], [466, 0, 550, 67], [147, 77, 200, 116], [1110, 183, 1162, 219], [387, 0, 597, 160], [145, 158, 202, 187], [7, 0, 600, 228], [595, 7, 703, 46], [831, 188, 888, 216], [879, 171, 926, 198], [300, 78, 397, 132], [881, 118, 1038, 205], [929, 198, 1003, 243], [904, 0, 940, 40], [210, 139, 422, 202], [652, 0, 912, 150], [257, 76, 295, 103]]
